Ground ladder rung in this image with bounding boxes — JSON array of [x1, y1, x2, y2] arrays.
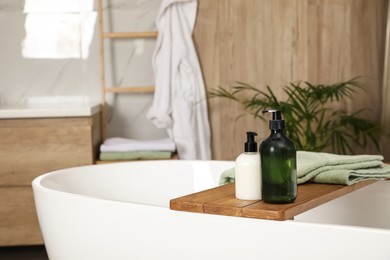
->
[[105, 86, 155, 93], [103, 31, 158, 39]]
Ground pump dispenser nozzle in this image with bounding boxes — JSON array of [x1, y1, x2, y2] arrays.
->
[[262, 110, 285, 130], [245, 131, 257, 152]]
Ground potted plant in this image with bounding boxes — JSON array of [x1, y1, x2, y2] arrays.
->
[[208, 77, 381, 154]]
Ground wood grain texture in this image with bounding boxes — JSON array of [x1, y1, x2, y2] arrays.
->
[[381, 2, 390, 163], [170, 181, 376, 221], [103, 31, 158, 39], [0, 115, 101, 246], [0, 187, 43, 246], [105, 86, 155, 93], [0, 117, 99, 185], [194, 0, 388, 160]]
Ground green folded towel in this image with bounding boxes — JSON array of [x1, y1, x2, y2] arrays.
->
[[219, 151, 390, 186], [99, 151, 172, 161], [219, 167, 235, 185], [297, 151, 385, 184], [311, 166, 390, 185]]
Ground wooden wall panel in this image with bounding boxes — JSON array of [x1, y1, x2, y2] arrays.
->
[[381, 2, 390, 164], [194, 0, 388, 160]]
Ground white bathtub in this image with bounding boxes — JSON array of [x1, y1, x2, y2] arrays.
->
[[32, 160, 390, 260]]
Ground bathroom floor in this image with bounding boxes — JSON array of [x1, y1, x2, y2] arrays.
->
[[0, 246, 49, 260]]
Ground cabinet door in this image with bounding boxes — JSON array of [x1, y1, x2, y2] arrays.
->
[[0, 187, 43, 246], [0, 117, 95, 185]]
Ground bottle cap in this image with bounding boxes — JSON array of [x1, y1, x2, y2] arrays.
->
[[262, 110, 285, 130], [245, 131, 258, 152]]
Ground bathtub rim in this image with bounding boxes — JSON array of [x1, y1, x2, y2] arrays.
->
[[32, 159, 234, 208], [31, 160, 390, 235], [32, 178, 390, 238]]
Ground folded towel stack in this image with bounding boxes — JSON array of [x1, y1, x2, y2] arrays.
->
[[99, 137, 176, 161], [220, 151, 390, 186], [297, 151, 389, 185]]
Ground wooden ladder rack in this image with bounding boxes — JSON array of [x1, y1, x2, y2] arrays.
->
[[97, 0, 157, 141]]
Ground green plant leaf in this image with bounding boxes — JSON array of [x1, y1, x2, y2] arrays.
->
[[207, 77, 382, 154]]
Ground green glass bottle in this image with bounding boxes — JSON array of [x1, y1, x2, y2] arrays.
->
[[260, 110, 297, 204]]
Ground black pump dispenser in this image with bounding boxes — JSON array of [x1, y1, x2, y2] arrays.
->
[[262, 110, 285, 130], [244, 131, 257, 152]]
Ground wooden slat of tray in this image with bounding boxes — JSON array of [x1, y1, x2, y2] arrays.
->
[[170, 180, 376, 221]]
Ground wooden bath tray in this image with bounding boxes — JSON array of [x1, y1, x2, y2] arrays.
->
[[170, 180, 376, 221]]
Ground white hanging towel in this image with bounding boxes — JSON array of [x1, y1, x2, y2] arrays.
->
[[147, 0, 211, 160]]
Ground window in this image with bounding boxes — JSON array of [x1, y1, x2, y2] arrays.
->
[[22, 0, 97, 59]]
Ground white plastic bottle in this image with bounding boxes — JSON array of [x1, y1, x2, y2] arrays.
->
[[235, 131, 261, 200]]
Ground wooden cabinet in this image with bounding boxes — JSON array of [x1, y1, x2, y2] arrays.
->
[[0, 114, 101, 246]]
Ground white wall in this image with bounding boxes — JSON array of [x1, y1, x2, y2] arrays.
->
[[0, 0, 167, 140]]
